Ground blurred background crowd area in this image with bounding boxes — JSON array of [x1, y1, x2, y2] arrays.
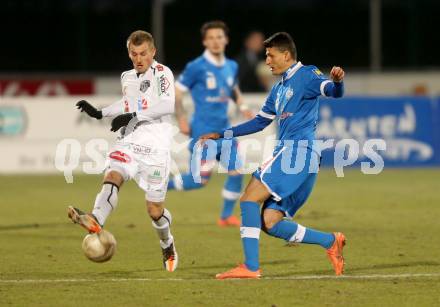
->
[[1, 0, 439, 96]]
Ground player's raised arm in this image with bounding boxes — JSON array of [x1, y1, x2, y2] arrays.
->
[[304, 66, 345, 99], [324, 66, 345, 98], [174, 85, 190, 135], [174, 61, 198, 135]]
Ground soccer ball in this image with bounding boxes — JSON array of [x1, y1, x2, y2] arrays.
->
[[82, 230, 117, 263]]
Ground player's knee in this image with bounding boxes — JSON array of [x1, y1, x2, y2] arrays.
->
[[103, 170, 124, 187], [239, 178, 270, 204], [239, 191, 265, 204], [262, 209, 284, 232], [146, 201, 164, 220]]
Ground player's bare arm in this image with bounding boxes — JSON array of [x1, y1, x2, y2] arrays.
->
[[199, 132, 221, 145], [174, 86, 190, 135], [233, 86, 254, 119]]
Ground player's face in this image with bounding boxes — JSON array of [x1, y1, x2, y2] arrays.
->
[[265, 47, 290, 75], [128, 42, 156, 73], [203, 28, 228, 56]]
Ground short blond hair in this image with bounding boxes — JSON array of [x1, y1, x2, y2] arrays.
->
[[126, 30, 155, 49]]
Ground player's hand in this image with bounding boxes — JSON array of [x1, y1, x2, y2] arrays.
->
[[76, 100, 103, 119], [199, 132, 221, 145], [238, 104, 255, 120], [178, 117, 191, 135], [241, 109, 255, 120], [110, 113, 135, 132], [330, 66, 345, 82]]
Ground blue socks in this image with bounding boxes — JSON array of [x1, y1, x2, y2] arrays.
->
[[303, 228, 335, 249], [267, 219, 334, 249], [240, 201, 261, 271], [221, 174, 243, 219]]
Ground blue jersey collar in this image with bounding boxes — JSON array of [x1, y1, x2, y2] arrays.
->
[[281, 61, 303, 83], [203, 50, 226, 67]]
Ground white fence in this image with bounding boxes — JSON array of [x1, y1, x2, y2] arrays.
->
[[0, 95, 276, 175]]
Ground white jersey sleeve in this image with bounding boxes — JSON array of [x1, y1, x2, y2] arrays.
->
[[101, 71, 131, 117]]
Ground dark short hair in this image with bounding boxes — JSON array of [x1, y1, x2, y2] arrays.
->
[[200, 20, 229, 39], [127, 30, 155, 49], [263, 32, 297, 59]]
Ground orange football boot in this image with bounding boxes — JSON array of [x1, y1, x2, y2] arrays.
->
[[68, 206, 102, 234], [217, 215, 241, 227], [326, 232, 346, 275], [216, 264, 261, 279]]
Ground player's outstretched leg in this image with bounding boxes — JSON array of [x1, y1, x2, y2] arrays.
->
[[150, 206, 178, 272], [67, 181, 119, 233], [217, 173, 242, 227], [67, 206, 102, 233], [264, 217, 346, 275]]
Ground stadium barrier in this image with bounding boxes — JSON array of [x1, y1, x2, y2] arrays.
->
[[0, 95, 439, 176], [318, 96, 440, 167]]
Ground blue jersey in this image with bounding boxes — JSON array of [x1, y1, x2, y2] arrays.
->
[[260, 61, 330, 144], [177, 50, 238, 138]]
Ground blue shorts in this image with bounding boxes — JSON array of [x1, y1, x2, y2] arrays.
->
[[189, 137, 243, 172], [253, 144, 320, 218]]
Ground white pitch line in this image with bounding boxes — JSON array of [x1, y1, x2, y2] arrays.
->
[[1, 273, 440, 283]]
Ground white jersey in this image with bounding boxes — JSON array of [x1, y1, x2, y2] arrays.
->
[[102, 60, 175, 149]]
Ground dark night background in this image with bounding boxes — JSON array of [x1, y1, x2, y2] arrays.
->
[[1, 0, 438, 73]]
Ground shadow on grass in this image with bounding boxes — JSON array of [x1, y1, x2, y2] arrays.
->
[[0, 223, 71, 231], [267, 260, 440, 277]]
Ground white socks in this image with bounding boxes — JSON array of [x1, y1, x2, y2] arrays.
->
[[92, 182, 119, 226], [152, 208, 173, 248]]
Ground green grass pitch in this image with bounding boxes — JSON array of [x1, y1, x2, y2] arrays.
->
[[1, 169, 440, 306]]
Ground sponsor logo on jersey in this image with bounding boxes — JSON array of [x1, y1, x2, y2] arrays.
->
[[109, 151, 132, 163], [313, 68, 323, 76], [227, 77, 234, 87], [141, 98, 148, 110], [156, 64, 164, 72], [206, 72, 216, 89], [159, 75, 170, 95], [140, 80, 150, 93], [131, 144, 152, 155], [285, 87, 294, 100], [279, 112, 294, 120], [275, 92, 281, 111]]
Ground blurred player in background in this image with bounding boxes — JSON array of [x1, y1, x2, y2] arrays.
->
[[200, 32, 346, 279], [68, 30, 178, 272], [235, 31, 266, 92], [167, 20, 254, 227]]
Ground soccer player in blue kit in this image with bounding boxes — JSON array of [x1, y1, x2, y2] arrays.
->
[[200, 32, 346, 279], [168, 21, 253, 227]]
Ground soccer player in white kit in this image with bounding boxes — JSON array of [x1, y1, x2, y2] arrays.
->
[[67, 30, 178, 272]]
